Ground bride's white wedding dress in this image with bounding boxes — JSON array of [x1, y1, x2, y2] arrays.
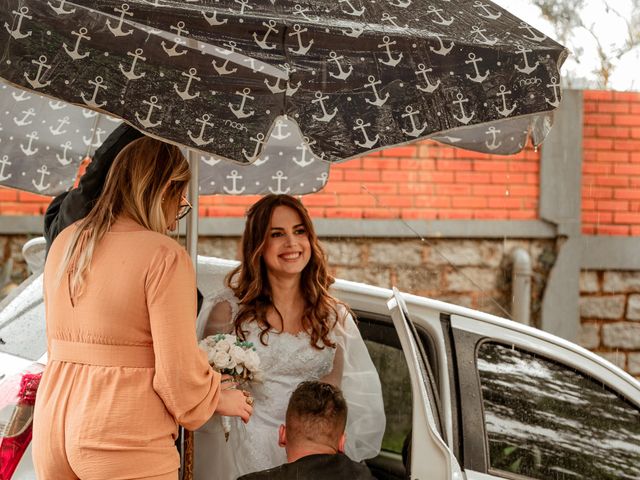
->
[[193, 264, 385, 480]]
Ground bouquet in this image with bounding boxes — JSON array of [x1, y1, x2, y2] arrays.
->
[[198, 333, 262, 440]]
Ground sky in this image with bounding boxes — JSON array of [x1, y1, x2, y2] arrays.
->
[[493, 0, 640, 91]]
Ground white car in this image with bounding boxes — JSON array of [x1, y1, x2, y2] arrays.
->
[[1, 241, 639, 480]]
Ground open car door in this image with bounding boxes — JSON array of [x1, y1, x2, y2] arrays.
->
[[387, 288, 463, 480]]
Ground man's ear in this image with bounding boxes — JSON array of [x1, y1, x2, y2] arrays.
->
[[278, 424, 287, 448], [337, 433, 346, 453]]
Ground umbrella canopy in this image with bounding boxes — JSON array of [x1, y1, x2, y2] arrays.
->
[[0, 0, 567, 173]]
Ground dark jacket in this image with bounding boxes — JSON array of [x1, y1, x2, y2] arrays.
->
[[238, 453, 376, 480]]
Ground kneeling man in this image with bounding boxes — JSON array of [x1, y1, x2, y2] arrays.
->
[[239, 381, 375, 480]]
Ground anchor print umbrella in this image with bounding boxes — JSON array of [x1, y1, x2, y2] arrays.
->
[[0, 0, 567, 181]]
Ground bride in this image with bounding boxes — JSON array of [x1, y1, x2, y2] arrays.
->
[[194, 194, 385, 479]]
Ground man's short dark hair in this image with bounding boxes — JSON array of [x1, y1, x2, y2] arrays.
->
[[286, 381, 348, 445]]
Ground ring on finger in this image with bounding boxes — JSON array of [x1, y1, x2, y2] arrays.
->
[[245, 396, 254, 406]]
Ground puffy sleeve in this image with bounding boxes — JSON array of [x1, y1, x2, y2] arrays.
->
[[196, 287, 239, 339], [323, 307, 386, 461], [146, 246, 222, 430]]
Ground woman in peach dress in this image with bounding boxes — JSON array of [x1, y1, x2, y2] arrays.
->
[[33, 137, 253, 479]]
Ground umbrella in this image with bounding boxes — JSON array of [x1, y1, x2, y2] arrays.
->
[[0, 0, 568, 175]]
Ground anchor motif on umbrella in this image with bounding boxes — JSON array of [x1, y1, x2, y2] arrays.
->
[[288, 24, 314, 55], [5, 7, 32, 40], [202, 9, 227, 26], [485, 126, 502, 151], [430, 33, 454, 56], [48, 100, 66, 110], [545, 77, 561, 107], [161, 22, 189, 57], [80, 76, 107, 108], [49, 116, 70, 136], [135, 96, 162, 128], [252, 155, 269, 166], [20, 131, 39, 156], [271, 119, 291, 140], [453, 92, 475, 124], [339, 0, 365, 16], [243, 57, 265, 74], [473, 1, 502, 20], [293, 137, 316, 167], [13, 108, 35, 127], [56, 141, 74, 165], [82, 108, 98, 118], [32, 165, 52, 192], [415, 64, 441, 93], [495, 85, 517, 117], [174, 68, 200, 100], [388, 0, 411, 7], [353, 119, 380, 148], [213, 41, 240, 76], [518, 22, 546, 42], [224, 170, 246, 194], [427, 6, 454, 26], [378, 36, 403, 67], [365, 76, 390, 107], [253, 20, 278, 50], [24, 56, 52, 89], [229, 88, 255, 119], [312, 92, 337, 123], [106, 4, 134, 37], [269, 170, 291, 194], [230, 0, 253, 15], [328, 52, 353, 80], [48, 0, 76, 15], [293, 4, 319, 22], [188, 114, 215, 146], [0, 155, 12, 182], [381, 13, 409, 29], [515, 44, 540, 74], [63, 27, 91, 60], [119, 48, 147, 80], [242, 133, 266, 162], [12, 90, 31, 102], [200, 155, 221, 166], [83, 128, 105, 147], [471, 26, 498, 46], [341, 25, 364, 38], [465, 52, 489, 83], [401, 106, 427, 138]]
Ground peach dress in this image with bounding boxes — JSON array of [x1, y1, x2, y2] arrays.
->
[[32, 217, 221, 480]]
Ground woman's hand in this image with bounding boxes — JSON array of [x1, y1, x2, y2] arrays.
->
[[216, 375, 253, 423]]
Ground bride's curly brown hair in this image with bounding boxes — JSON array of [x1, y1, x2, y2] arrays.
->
[[227, 194, 348, 349]]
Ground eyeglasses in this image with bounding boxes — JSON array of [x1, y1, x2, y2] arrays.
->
[[176, 195, 192, 220]]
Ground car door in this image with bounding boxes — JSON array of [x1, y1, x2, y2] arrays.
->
[[450, 313, 640, 480], [387, 288, 464, 480]]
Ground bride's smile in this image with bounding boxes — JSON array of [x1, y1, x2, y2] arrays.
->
[[263, 205, 311, 276]]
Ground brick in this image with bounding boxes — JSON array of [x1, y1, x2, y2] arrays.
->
[[342, 170, 381, 182], [583, 138, 613, 150], [592, 175, 629, 187], [454, 172, 491, 183], [633, 127, 640, 139], [301, 194, 338, 207], [582, 199, 596, 209], [438, 210, 474, 220], [405, 183, 434, 195], [306, 207, 325, 218], [597, 102, 630, 114], [0, 204, 43, 215], [400, 209, 438, 220], [632, 104, 640, 115], [0, 189, 17, 201], [451, 197, 488, 209], [582, 225, 596, 235], [358, 183, 398, 194], [580, 272, 600, 293], [596, 200, 628, 211], [614, 212, 640, 224], [488, 197, 524, 209], [583, 101, 598, 113], [582, 212, 613, 223], [382, 146, 417, 158], [362, 208, 400, 219], [381, 171, 418, 182], [205, 206, 247, 217], [362, 158, 399, 170], [597, 126, 630, 138], [584, 90, 614, 101], [508, 210, 537, 220], [490, 173, 527, 184], [578, 322, 600, 349], [613, 91, 640, 102], [614, 188, 640, 200], [473, 185, 510, 196], [613, 115, 640, 127], [436, 160, 472, 171], [414, 196, 450, 208], [474, 209, 509, 219], [435, 184, 471, 196], [602, 322, 640, 349], [338, 194, 377, 207], [376, 195, 413, 207], [324, 182, 362, 194], [325, 208, 362, 218], [17, 192, 49, 203], [508, 185, 539, 197], [475, 160, 509, 172], [603, 272, 640, 293], [596, 225, 630, 235], [579, 295, 626, 319], [418, 171, 454, 183], [613, 139, 640, 151], [595, 151, 629, 162], [400, 159, 431, 170], [508, 161, 539, 173], [584, 113, 613, 125], [221, 195, 259, 206]]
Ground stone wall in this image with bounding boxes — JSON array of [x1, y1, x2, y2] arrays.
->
[[579, 270, 640, 377], [0, 234, 30, 298]]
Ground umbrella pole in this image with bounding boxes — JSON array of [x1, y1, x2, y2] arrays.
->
[[181, 150, 199, 480]]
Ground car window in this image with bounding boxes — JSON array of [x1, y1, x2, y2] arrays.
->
[[477, 342, 640, 480]]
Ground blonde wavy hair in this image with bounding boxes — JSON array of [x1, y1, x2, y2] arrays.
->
[[58, 136, 190, 304]]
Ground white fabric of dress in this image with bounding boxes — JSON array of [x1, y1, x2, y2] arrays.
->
[[193, 284, 386, 480]]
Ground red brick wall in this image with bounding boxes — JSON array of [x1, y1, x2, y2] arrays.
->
[[582, 90, 640, 236], [0, 89, 639, 236]]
